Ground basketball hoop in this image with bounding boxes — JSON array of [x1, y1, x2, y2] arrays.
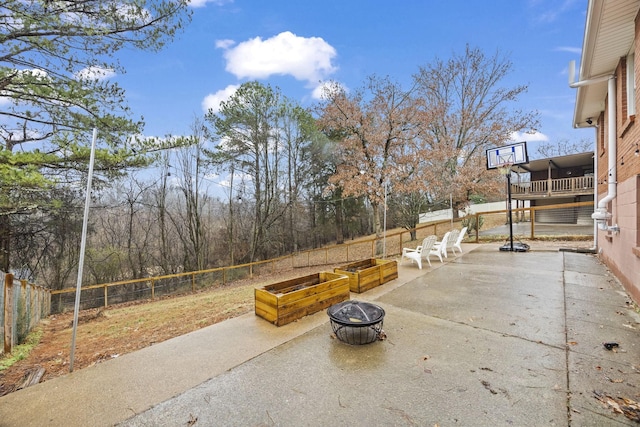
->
[[485, 142, 530, 253]]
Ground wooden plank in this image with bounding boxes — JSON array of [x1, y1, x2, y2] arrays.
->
[[379, 260, 398, 283], [318, 272, 347, 282], [18, 367, 46, 390], [333, 269, 359, 292], [275, 276, 347, 305], [359, 267, 380, 282], [254, 288, 277, 306], [255, 272, 350, 326], [275, 291, 350, 326], [4, 274, 13, 354], [260, 273, 320, 293], [278, 282, 349, 313], [270, 279, 320, 295], [254, 289, 278, 323], [254, 301, 277, 323], [358, 267, 381, 293], [335, 259, 375, 271], [335, 261, 382, 293]]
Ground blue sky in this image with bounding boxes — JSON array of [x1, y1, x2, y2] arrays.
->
[[116, 0, 594, 158]]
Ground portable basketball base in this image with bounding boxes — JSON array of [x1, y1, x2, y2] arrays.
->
[[486, 142, 531, 253]]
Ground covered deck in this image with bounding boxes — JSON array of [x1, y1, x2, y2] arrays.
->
[[509, 152, 594, 201]]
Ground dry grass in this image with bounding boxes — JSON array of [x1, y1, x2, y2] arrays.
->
[[0, 264, 339, 396]]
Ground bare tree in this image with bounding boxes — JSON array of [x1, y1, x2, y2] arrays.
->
[[151, 152, 181, 274], [170, 119, 210, 271], [316, 76, 425, 253], [536, 138, 593, 158], [414, 45, 540, 214]]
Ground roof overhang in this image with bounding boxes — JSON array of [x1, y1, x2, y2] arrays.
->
[[513, 151, 594, 173], [572, 0, 640, 128]]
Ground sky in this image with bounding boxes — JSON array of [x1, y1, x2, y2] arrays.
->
[[114, 0, 595, 160]]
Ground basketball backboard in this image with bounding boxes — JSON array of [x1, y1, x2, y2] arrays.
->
[[486, 141, 529, 170]]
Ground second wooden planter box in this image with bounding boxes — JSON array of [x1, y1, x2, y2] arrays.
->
[[255, 272, 349, 326], [334, 258, 398, 293]]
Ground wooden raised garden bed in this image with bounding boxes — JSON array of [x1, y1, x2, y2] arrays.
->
[[255, 272, 350, 326], [334, 258, 398, 293]]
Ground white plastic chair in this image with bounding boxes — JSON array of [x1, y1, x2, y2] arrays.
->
[[453, 226, 468, 255], [445, 229, 460, 257], [433, 231, 452, 259], [401, 235, 438, 269]]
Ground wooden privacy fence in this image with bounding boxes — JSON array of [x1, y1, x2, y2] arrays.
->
[[1, 272, 51, 355], [50, 201, 594, 314]]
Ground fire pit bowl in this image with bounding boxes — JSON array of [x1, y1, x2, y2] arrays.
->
[[327, 300, 385, 345]]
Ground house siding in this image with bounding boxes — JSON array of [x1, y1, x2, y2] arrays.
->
[[594, 8, 640, 303]]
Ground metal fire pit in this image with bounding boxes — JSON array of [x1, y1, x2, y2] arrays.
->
[[327, 300, 385, 345]]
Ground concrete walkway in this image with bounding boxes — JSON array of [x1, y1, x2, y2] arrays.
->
[[0, 243, 638, 426]]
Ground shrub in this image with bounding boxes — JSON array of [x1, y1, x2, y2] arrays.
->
[[462, 215, 484, 234]]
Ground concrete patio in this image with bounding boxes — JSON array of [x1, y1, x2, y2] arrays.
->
[[0, 243, 638, 426]]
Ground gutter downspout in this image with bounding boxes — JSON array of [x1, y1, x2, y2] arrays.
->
[[569, 67, 618, 244], [591, 76, 617, 231]]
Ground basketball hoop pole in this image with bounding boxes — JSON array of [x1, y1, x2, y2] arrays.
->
[[499, 164, 514, 252], [506, 169, 514, 251]]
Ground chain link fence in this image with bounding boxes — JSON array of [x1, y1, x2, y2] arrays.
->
[[49, 201, 594, 314], [1, 273, 51, 354]]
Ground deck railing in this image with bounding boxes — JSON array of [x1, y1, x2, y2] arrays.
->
[[511, 176, 593, 196]]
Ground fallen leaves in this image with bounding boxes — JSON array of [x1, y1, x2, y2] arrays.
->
[[593, 390, 640, 422]]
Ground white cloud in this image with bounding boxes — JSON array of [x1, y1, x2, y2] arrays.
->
[[311, 83, 328, 100], [219, 31, 338, 84], [189, 0, 233, 8], [311, 80, 348, 100], [75, 66, 116, 81], [202, 84, 240, 114], [555, 46, 581, 54], [215, 39, 235, 49], [510, 131, 549, 142], [533, 0, 576, 24], [22, 69, 48, 79]]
